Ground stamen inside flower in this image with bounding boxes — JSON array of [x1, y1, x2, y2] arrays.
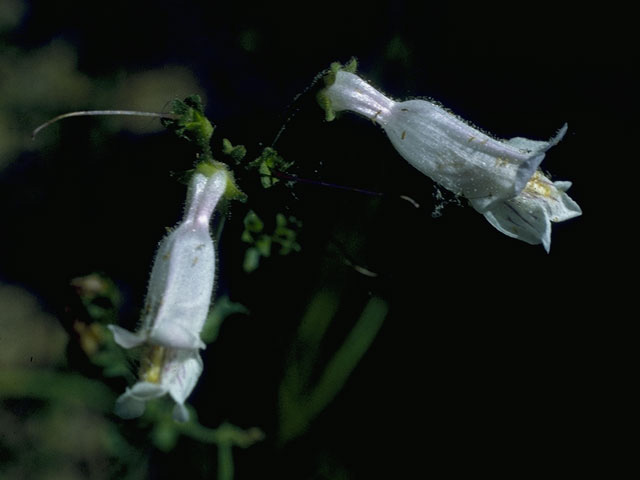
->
[[524, 171, 554, 198], [140, 345, 166, 384]]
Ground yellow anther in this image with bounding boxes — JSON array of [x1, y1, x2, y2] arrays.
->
[[140, 345, 166, 383]]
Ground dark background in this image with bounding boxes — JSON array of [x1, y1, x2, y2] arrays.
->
[[0, 1, 632, 478]]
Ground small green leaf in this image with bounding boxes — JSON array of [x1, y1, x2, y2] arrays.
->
[[241, 230, 254, 243], [249, 147, 293, 189], [243, 210, 264, 233], [243, 247, 261, 273], [255, 235, 272, 257], [222, 138, 247, 164], [161, 94, 214, 163], [201, 296, 250, 344]]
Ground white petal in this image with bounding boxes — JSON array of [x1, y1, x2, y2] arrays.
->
[[554, 180, 572, 192], [506, 123, 567, 153], [549, 182, 582, 222], [481, 198, 552, 252], [128, 381, 167, 399], [149, 323, 207, 350], [478, 171, 581, 252], [108, 325, 147, 349], [114, 382, 167, 419], [114, 393, 146, 419], [162, 350, 203, 406]]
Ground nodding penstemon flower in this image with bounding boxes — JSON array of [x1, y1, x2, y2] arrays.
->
[[108, 163, 235, 421], [318, 61, 581, 252]]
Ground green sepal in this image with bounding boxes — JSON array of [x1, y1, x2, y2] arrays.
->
[[317, 57, 358, 122], [195, 161, 247, 203], [243, 247, 261, 273], [323, 57, 358, 87], [222, 138, 247, 164], [316, 89, 335, 122], [249, 147, 293, 188], [200, 296, 249, 344], [162, 95, 214, 162]]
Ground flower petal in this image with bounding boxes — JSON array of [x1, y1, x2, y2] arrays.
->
[[547, 181, 582, 222], [114, 393, 146, 419], [162, 350, 203, 406], [481, 198, 552, 251], [477, 171, 582, 252], [128, 381, 167, 399], [107, 324, 147, 349], [113, 382, 167, 419]]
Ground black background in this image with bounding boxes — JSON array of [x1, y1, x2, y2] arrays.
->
[[0, 1, 633, 478]]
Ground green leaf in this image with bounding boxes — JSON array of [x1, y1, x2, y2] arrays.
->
[[243, 210, 264, 233], [222, 138, 247, 164], [278, 296, 387, 444], [249, 147, 294, 189], [243, 247, 261, 273], [255, 235, 272, 257], [201, 296, 249, 344]]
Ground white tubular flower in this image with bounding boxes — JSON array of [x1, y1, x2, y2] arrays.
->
[[108, 164, 229, 420], [320, 66, 581, 250]]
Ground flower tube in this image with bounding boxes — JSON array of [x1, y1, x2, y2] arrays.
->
[[108, 164, 229, 420], [319, 64, 581, 250]]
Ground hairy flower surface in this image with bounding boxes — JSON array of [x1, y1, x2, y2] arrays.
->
[[321, 68, 581, 250], [108, 166, 228, 420]]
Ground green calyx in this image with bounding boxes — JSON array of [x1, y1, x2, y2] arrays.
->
[[222, 138, 247, 165], [323, 57, 358, 87], [162, 95, 214, 162], [164, 95, 246, 202], [249, 147, 293, 189], [317, 57, 358, 122], [195, 161, 247, 202]]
